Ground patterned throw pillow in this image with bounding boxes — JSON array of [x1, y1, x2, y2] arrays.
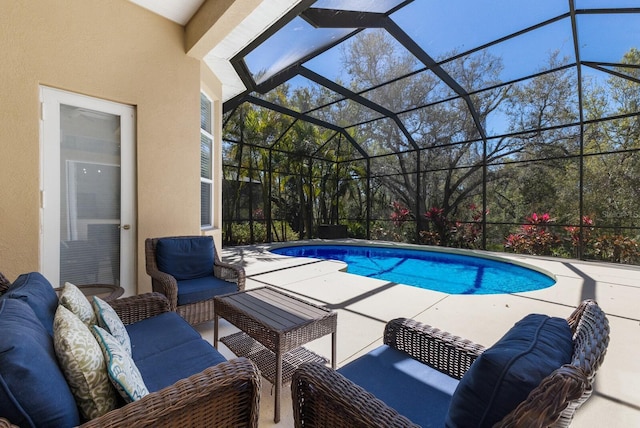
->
[[59, 282, 97, 326], [53, 305, 118, 420], [93, 326, 149, 402], [93, 296, 132, 356]]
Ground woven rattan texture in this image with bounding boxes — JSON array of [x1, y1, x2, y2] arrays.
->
[[222, 331, 328, 385], [145, 236, 245, 326], [0, 291, 261, 427], [215, 287, 337, 353]]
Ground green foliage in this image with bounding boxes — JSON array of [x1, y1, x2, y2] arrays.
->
[[503, 213, 640, 264], [504, 213, 561, 256], [370, 221, 409, 243], [451, 204, 486, 249], [345, 221, 367, 239], [223, 221, 298, 246], [591, 234, 640, 264], [222, 41, 640, 265]]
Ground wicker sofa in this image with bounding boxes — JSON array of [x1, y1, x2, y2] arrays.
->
[[145, 235, 246, 326], [292, 300, 609, 428], [0, 272, 260, 427]]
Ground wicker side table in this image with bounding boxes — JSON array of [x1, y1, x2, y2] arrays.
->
[[214, 287, 337, 423]]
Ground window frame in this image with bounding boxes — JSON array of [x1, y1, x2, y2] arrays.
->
[[200, 92, 214, 229]]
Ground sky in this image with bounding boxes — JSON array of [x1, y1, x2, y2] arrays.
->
[[242, 1, 640, 136]]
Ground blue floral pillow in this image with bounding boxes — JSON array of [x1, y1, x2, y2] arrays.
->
[[93, 326, 149, 403], [93, 296, 132, 356]]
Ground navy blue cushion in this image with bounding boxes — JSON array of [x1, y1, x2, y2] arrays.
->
[[176, 276, 238, 306], [339, 345, 459, 427], [0, 299, 80, 427], [446, 314, 573, 428], [126, 312, 203, 361], [156, 237, 214, 280], [135, 339, 227, 392], [0, 272, 58, 336]]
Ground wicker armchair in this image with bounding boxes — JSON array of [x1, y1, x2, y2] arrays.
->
[[145, 235, 246, 325], [292, 300, 609, 428]]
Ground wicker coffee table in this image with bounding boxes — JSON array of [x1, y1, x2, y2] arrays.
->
[[214, 287, 337, 423]]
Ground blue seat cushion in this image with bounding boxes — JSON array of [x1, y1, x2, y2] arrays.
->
[[156, 236, 214, 280], [338, 345, 459, 427], [446, 314, 573, 428], [0, 272, 58, 336], [126, 312, 203, 361], [176, 276, 238, 306], [135, 339, 227, 392], [0, 299, 80, 427]]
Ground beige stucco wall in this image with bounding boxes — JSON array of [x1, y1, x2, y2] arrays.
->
[[0, 0, 223, 292]]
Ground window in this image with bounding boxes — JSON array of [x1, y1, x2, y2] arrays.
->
[[200, 92, 213, 227]]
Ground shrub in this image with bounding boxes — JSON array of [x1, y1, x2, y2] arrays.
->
[[422, 207, 456, 246], [345, 221, 367, 239], [564, 216, 595, 258], [390, 201, 411, 227], [223, 221, 298, 245], [452, 204, 486, 249], [592, 234, 640, 264], [418, 230, 441, 246], [504, 213, 561, 256]]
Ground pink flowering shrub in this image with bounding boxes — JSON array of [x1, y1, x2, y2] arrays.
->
[[424, 207, 447, 229], [390, 201, 411, 227], [564, 215, 594, 257], [454, 204, 487, 249], [421, 207, 455, 246], [504, 212, 561, 256], [253, 208, 265, 220], [381, 201, 413, 242]]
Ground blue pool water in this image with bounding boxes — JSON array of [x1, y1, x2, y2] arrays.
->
[[270, 245, 555, 295]]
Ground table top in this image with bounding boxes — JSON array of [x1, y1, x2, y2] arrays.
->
[[215, 287, 334, 333], [55, 283, 124, 302]]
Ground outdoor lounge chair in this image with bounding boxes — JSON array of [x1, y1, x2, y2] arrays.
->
[[145, 235, 245, 325], [292, 299, 609, 427]]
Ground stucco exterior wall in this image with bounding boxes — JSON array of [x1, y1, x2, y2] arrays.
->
[[0, 0, 218, 292]]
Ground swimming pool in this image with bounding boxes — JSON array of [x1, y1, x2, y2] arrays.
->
[[270, 244, 555, 295]]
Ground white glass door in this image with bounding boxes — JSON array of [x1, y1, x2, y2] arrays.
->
[[40, 87, 136, 295]]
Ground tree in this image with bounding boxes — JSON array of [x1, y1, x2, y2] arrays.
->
[[488, 51, 580, 231], [340, 30, 512, 243], [582, 48, 640, 231]]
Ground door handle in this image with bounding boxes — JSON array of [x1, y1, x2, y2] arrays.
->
[[119, 224, 131, 230]]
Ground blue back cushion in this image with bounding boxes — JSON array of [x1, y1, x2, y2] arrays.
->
[[0, 272, 58, 336], [0, 299, 80, 427], [446, 314, 573, 428], [156, 237, 214, 280]]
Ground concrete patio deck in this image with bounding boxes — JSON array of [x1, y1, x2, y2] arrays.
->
[[196, 239, 640, 427]]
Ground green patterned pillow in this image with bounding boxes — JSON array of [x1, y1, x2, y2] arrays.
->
[[59, 282, 97, 326], [93, 296, 132, 356], [53, 305, 118, 420], [93, 326, 149, 402]]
